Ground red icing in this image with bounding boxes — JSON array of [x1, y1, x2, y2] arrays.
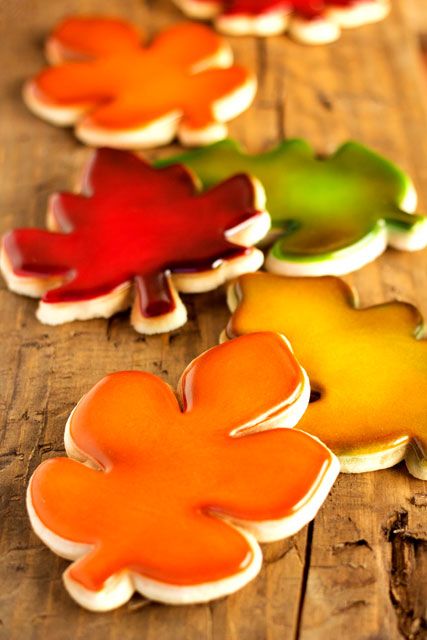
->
[[208, 0, 374, 19], [3, 149, 262, 317]]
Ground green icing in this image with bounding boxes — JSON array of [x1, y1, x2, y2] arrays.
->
[[157, 139, 426, 262]]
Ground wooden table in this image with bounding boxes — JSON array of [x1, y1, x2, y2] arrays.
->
[[1, 1, 426, 638]]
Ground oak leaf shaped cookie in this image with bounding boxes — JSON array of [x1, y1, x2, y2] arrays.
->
[[173, 0, 389, 43], [159, 139, 427, 275], [225, 273, 427, 478], [23, 17, 256, 148], [27, 333, 338, 610], [0, 148, 269, 334]]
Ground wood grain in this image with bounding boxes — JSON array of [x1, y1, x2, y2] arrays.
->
[[405, 0, 427, 34], [0, 1, 426, 638]]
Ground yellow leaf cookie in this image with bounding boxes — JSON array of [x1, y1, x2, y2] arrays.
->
[[225, 273, 427, 478]]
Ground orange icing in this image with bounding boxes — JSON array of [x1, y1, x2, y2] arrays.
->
[[32, 17, 252, 131], [30, 333, 334, 590], [227, 273, 427, 458]]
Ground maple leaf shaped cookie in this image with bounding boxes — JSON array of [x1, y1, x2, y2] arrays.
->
[[159, 139, 427, 276], [23, 17, 256, 148], [0, 148, 270, 334], [225, 273, 427, 479], [173, 0, 389, 43], [27, 333, 338, 611]]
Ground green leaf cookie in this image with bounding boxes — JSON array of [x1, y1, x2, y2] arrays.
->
[[158, 139, 427, 275]]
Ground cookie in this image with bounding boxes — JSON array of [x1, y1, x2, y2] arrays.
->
[[158, 139, 427, 276], [225, 273, 427, 478], [23, 17, 256, 148], [27, 332, 338, 610], [173, 0, 389, 43], [1, 148, 270, 334]]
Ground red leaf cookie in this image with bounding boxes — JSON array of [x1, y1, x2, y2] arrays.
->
[[225, 273, 427, 478], [27, 332, 338, 610], [0, 148, 269, 333], [174, 0, 389, 43], [23, 17, 256, 148]]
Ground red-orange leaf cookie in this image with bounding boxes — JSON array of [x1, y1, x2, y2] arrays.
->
[[23, 17, 256, 148], [27, 333, 338, 610], [0, 148, 269, 334], [225, 273, 427, 478]]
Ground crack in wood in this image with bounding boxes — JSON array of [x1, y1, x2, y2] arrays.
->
[[1, 346, 22, 449], [0, 449, 24, 471], [383, 510, 427, 640], [409, 494, 427, 509], [275, 91, 286, 141], [36, 442, 65, 456], [332, 599, 369, 615], [293, 520, 314, 640], [20, 340, 50, 350], [207, 601, 215, 640], [23, 401, 49, 484], [274, 62, 286, 141], [256, 39, 267, 92], [332, 539, 373, 554]]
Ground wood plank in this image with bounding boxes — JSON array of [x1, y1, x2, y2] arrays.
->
[[281, 2, 427, 638], [0, 1, 426, 639], [405, 0, 427, 34]]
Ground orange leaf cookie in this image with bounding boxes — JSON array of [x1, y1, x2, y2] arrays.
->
[[23, 17, 256, 148], [225, 273, 427, 478], [27, 333, 338, 610]]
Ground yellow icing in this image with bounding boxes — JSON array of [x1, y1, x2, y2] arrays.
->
[[227, 273, 427, 461]]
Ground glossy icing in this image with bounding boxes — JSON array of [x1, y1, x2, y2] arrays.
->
[[28, 333, 336, 601], [2, 148, 265, 321], [25, 18, 255, 146], [226, 273, 427, 476], [159, 139, 427, 275]]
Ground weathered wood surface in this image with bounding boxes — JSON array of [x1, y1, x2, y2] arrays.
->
[[0, 1, 426, 638], [406, 0, 427, 34]]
